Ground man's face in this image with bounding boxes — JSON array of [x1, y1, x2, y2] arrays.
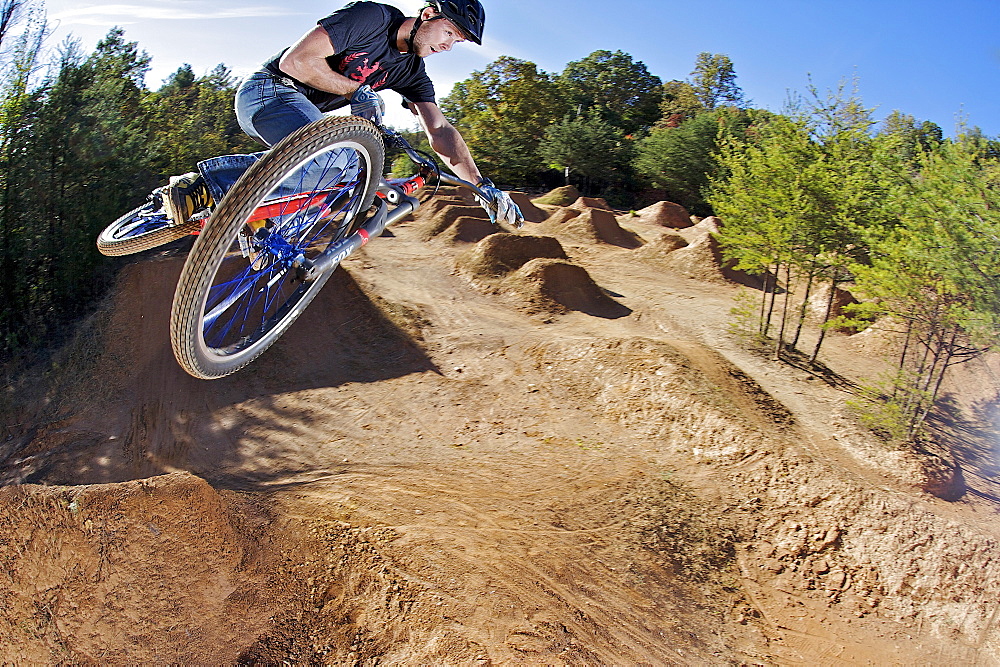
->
[[413, 12, 467, 57]]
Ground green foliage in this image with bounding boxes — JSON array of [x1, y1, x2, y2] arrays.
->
[[555, 49, 662, 135], [708, 84, 892, 363], [0, 14, 260, 357], [878, 110, 942, 168], [635, 107, 756, 215], [656, 80, 703, 128], [689, 52, 744, 110], [538, 108, 633, 192], [440, 56, 567, 185], [848, 369, 928, 445], [144, 63, 259, 178], [848, 135, 1000, 438]]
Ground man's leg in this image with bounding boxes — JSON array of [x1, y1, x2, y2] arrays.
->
[[164, 72, 325, 224]]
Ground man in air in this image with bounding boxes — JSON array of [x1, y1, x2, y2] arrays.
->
[[159, 0, 522, 227]]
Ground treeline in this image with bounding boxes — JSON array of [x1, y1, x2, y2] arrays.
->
[[439, 50, 753, 213], [0, 1, 258, 355]]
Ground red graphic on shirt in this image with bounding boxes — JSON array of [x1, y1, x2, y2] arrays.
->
[[341, 52, 386, 89]]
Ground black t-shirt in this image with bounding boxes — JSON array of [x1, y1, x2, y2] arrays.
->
[[263, 1, 435, 112]]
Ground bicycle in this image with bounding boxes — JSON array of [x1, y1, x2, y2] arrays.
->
[[97, 115, 509, 379]]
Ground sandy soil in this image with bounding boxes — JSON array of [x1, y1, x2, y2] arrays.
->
[[2, 191, 1000, 664]]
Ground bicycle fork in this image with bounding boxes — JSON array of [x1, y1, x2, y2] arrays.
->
[[300, 187, 421, 282]]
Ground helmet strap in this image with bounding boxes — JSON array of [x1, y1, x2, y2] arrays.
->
[[405, 11, 446, 53]]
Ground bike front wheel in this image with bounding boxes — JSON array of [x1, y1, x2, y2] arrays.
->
[[169, 115, 384, 379]]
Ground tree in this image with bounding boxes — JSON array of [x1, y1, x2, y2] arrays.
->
[[709, 86, 889, 363], [878, 111, 939, 169], [1, 25, 161, 353], [539, 108, 631, 193], [689, 52, 744, 110], [440, 56, 566, 185], [556, 49, 662, 135], [636, 107, 756, 215], [0, 0, 48, 352], [849, 136, 1000, 440], [145, 63, 258, 178], [655, 79, 703, 128]]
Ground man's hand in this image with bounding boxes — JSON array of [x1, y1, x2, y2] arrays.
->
[[350, 85, 385, 123], [475, 178, 524, 228]]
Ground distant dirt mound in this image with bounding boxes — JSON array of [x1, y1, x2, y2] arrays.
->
[[631, 201, 693, 229], [420, 204, 492, 240], [428, 186, 475, 204], [634, 232, 689, 261], [570, 196, 613, 211], [540, 206, 580, 226], [662, 217, 761, 287], [414, 196, 468, 222], [508, 192, 548, 223], [543, 208, 643, 248], [807, 284, 861, 332], [456, 233, 567, 278], [532, 185, 580, 207], [441, 216, 496, 244], [504, 258, 631, 319]]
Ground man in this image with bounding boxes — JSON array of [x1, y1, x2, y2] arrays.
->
[[159, 0, 522, 227]]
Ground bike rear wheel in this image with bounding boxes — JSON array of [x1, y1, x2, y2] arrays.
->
[[169, 115, 384, 379], [96, 199, 200, 256]]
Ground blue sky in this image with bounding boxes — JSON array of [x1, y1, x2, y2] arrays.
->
[[39, 0, 1000, 136]]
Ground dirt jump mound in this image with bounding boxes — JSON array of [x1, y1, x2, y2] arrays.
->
[[508, 192, 548, 223], [631, 201, 694, 229], [0, 472, 293, 662], [418, 203, 493, 241], [542, 208, 643, 248], [634, 232, 689, 263], [504, 258, 631, 319], [570, 196, 613, 211], [456, 233, 567, 279], [663, 217, 761, 287], [531, 184, 580, 207]]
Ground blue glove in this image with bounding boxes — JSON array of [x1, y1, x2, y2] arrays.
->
[[350, 85, 385, 123], [475, 178, 524, 228]]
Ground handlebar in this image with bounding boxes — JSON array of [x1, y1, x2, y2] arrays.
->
[[377, 124, 491, 201]]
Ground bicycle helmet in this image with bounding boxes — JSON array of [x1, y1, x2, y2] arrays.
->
[[407, 0, 486, 50]]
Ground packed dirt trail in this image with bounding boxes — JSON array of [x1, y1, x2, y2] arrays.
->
[[3, 189, 1000, 664]]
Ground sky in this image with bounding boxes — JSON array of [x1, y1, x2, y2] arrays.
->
[[34, 0, 1000, 136]]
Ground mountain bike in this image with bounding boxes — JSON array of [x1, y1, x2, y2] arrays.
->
[[97, 115, 506, 379]]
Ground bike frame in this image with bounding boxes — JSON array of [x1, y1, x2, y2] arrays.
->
[[187, 125, 487, 285]]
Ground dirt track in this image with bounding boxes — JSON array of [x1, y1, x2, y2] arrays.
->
[[3, 192, 1000, 664]]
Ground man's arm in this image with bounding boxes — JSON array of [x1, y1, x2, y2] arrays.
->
[[411, 101, 482, 185], [411, 101, 523, 227], [279, 26, 359, 96]]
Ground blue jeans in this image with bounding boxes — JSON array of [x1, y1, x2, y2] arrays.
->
[[197, 71, 328, 202]]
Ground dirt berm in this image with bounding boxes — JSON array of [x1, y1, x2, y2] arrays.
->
[[2, 192, 1000, 664]]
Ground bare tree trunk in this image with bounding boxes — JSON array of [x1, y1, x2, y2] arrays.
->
[[791, 266, 815, 349], [764, 261, 780, 338], [809, 274, 838, 365], [773, 263, 792, 360]]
